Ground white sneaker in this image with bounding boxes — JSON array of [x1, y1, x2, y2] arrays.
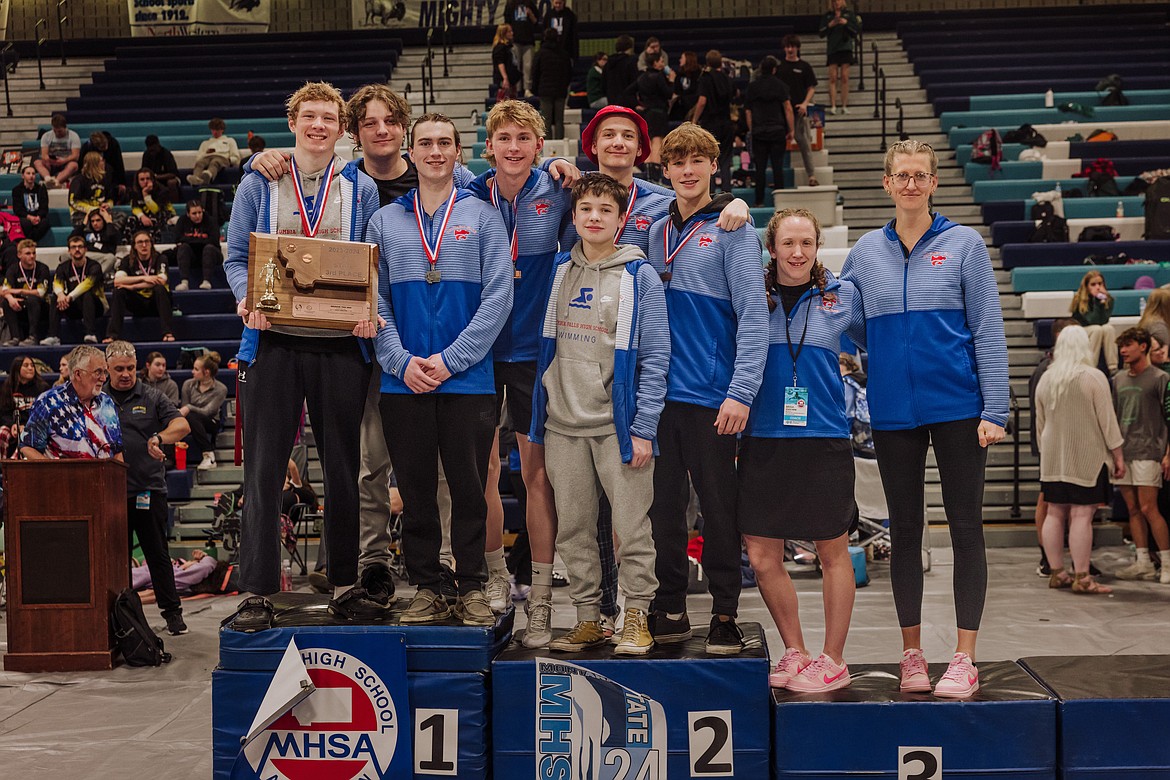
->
[[174, 280, 189, 292], [1116, 560, 1157, 581], [1161, 567, 1170, 585], [199, 280, 213, 290], [522, 598, 553, 648], [486, 572, 510, 613], [198, 452, 217, 470]]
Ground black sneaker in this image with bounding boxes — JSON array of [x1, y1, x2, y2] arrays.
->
[[164, 611, 188, 636], [439, 564, 459, 601], [359, 564, 396, 605], [232, 596, 274, 633], [329, 587, 389, 621], [1036, 555, 1051, 577], [649, 611, 692, 643], [705, 615, 745, 656], [551, 571, 570, 588]]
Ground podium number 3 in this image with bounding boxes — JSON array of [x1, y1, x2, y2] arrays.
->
[[898, 746, 942, 780], [688, 710, 734, 777], [415, 708, 459, 776]]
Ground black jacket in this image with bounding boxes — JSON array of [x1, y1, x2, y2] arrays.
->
[[541, 6, 578, 57], [533, 44, 573, 99], [603, 51, 639, 108]]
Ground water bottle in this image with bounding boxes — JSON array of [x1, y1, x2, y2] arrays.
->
[[1044, 89, 1054, 108], [1116, 200, 1125, 218], [281, 559, 293, 591], [1055, 182, 1062, 196], [1141, 296, 1148, 315]]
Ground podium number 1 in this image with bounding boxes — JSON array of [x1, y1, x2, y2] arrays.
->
[[898, 746, 942, 780], [688, 710, 734, 777], [415, 708, 459, 776]]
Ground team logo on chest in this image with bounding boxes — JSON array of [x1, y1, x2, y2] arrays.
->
[[453, 226, 472, 240], [821, 292, 839, 312], [698, 233, 715, 248], [533, 201, 551, 216], [634, 215, 652, 231], [930, 254, 946, 266]]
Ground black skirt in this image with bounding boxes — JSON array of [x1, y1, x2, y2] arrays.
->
[[1041, 467, 1111, 506], [737, 436, 855, 540]]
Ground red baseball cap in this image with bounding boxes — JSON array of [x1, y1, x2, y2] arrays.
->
[[581, 106, 651, 166]]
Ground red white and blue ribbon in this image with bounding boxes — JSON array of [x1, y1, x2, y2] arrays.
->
[[415, 186, 459, 273], [663, 220, 705, 269], [290, 156, 336, 238], [615, 183, 639, 245], [489, 178, 519, 263]]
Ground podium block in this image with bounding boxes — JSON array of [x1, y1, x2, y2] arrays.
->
[[1021, 655, 1170, 779], [492, 621, 771, 779], [214, 593, 512, 779], [772, 662, 1057, 780], [2, 459, 128, 672]]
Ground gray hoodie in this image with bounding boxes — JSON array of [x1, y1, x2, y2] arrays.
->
[[543, 242, 645, 436]]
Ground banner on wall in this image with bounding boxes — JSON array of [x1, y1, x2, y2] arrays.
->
[[350, 0, 512, 30], [127, 0, 271, 37]]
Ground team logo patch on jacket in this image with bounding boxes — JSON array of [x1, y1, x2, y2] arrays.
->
[[453, 226, 472, 240], [698, 234, 715, 248], [634, 215, 652, 231], [821, 293, 839, 311], [930, 254, 946, 266], [533, 201, 551, 216]]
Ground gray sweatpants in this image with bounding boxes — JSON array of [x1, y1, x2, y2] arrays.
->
[[545, 430, 658, 621]]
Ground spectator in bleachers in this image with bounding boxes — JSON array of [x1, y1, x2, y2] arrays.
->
[[142, 350, 179, 405], [533, 28, 573, 141], [1035, 325, 1124, 595], [491, 24, 522, 99], [779, 34, 820, 187], [1111, 327, 1170, 585], [69, 208, 120, 276], [44, 235, 106, 346], [541, 0, 578, 59], [172, 199, 221, 291], [68, 152, 116, 228], [1069, 270, 1119, 374], [0, 356, 50, 455], [128, 168, 177, 245], [603, 35, 639, 109], [79, 131, 128, 202], [53, 354, 69, 386], [636, 37, 668, 72], [693, 50, 736, 194], [18, 344, 121, 461], [841, 139, 1008, 699], [33, 113, 80, 189], [12, 166, 50, 244], [586, 52, 608, 109], [2, 239, 51, 346], [187, 118, 241, 187], [179, 351, 226, 471], [504, 0, 539, 96], [0, 213, 18, 270], [818, 0, 861, 115], [105, 231, 175, 344], [141, 135, 182, 203], [671, 52, 702, 121], [635, 50, 675, 182], [242, 134, 266, 169], [1137, 287, 1170, 346], [744, 56, 796, 208]]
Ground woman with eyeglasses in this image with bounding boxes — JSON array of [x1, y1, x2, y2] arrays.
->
[[841, 139, 1009, 699]]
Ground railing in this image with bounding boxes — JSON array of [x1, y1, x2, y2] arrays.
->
[[1010, 389, 1022, 519], [855, 1, 865, 92], [1, 44, 16, 118], [870, 42, 879, 118], [441, 0, 452, 78], [876, 67, 887, 151], [34, 18, 48, 90], [421, 27, 437, 113], [56, 0, 70, 66], [894, 96, 908, 142]]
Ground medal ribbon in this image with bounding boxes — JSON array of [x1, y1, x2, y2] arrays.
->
[[615, 183, 639, 245], [489, 179, 519, 262], [19, 265, 34, 289], [663, 219, 705, 268], [290, 156, 336, 238], [415, 187, 458, 274]]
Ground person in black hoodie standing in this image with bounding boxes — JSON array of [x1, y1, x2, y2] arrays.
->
[[604, 35, 640, 109], [12, 166, 50, 243], [533, 28, 573, 141], [636, 51, 676, 182], [692, 49, 737, 194], [541, 0, 577, 59], [744, 56, 796, 207]]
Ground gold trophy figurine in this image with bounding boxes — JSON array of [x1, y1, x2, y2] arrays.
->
[[257, 256, 282, 312]]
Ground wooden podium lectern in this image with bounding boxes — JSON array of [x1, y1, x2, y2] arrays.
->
[[3, 459, 128, 672]]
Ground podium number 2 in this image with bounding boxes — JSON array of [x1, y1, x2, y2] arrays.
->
[[415, 708, 459, 776], [688, 710, 734, 777], [898, 746, 942, 780]]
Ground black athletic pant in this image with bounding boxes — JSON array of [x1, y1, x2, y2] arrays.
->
[[649, 401, 742, 617], [128, 490, 181, 616], [597, 496, 620, 617], [19, 217, 51, 243], [176, 242, 222, 285], [185, 408, 218, 453], [239, 332, 369, 596], [106, 287, 174, 339], [752, 135, 787, 207], [872, 417, 988, 631], [2, 296, 45, 340], [380, 393, 496, 597], [48, 292, 98, 339]]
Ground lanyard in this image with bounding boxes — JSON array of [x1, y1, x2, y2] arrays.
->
[[489, 178, 519, 262], [615, 184, 639, 245], [71, 262, 84, 288], [290, 156, 336, 238], [415, 187, 458, 272], [18, 265, 35, 289], [782, 292, 815, 387], [136, 255, 154, 278], [663, 219, 705, 269]]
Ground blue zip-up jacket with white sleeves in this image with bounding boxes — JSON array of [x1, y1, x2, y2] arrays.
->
[[466, 167, 572, 362], [529, 250, 671, 463], [560, 179, 675, 255], [841, 213, 1009, 430], [747, 271, 866, 438], [227, 159, 380, 364], [369, 188, 513, 394], [647, 196, 769, 409]]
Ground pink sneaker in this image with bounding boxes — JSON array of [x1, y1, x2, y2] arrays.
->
[[768, 647, 811, 688], [933, 652, 980, 698], [899, 648, 931, 692], [785, 653, 851, 693]]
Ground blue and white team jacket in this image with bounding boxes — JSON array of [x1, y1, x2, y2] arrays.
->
[[841, 212, 1009, 431], [226, 162, 381, 364], [747, 272, 866, 438], [647, 201, 769, 409], [529, 253, 671, 463], [560, 179, 675, 255], [466, 168, 572, 362], [368, 188, 513, 395]]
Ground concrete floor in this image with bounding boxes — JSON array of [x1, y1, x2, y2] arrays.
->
[[1, 545, 1169, 778]]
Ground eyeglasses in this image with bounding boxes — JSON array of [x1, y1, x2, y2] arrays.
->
[[889, 172, 934, 187], [77, 367, 109, 379]]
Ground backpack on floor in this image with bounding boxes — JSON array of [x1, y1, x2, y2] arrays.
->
[[1078, 225, 1118, 242], [1146, 177, 1170, 240], [1096, 74, 1129, 107], [1003, 123, 1047, 148], [1031, 200, 1057, 221], [970, 129, 1002, 171], [1030, 214, 1069, 243], [1086, 129, 1118, 143], [112, 588, 172, 667]]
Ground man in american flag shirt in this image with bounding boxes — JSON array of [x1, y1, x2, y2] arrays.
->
[[19, 344, 122, 461]]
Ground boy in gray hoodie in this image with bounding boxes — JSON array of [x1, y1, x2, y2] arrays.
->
[[530, 173, 671, 655]]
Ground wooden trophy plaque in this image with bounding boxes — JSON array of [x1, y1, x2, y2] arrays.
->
[[246, 233, 379, 330]]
